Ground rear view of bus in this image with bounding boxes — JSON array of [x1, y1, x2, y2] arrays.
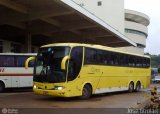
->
[[26, 43, 151, 99]]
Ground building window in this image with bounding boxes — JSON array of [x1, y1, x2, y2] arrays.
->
[[11, 43, 21, 53], [125, 18, 137, 23], [137, 43, 145, 48], [98, 1, 102, 6], [0, 41, 3, 53], [125, 29, 147, 37]]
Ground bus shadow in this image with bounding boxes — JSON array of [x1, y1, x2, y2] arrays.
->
[[35, 91, 130, 102], [3, 87, 32, 93]]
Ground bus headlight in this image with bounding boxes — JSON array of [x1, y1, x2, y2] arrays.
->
[[53, 86, 65, 90], [33, 85, 38, 89]]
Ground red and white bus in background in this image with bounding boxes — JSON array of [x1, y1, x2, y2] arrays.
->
[[0, 53, 36, 92]]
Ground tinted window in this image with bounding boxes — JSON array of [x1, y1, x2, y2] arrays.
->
[[83, 47, 150, 68], [146, 58, 150, 67], [16, 56, 34, 67], [84, 48, 97, 64], [113, 53, 119, 65], [119, 54, 126, 66], [128, 56, 135, 67], [97, 50, 106, 64], [16, 56, 27, 67], [0, 56, 15, 67], [68, 47, 83, 81]]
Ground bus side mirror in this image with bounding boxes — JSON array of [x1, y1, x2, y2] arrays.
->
[[25, 57, 36, 69], [61, 56, 70, 70]]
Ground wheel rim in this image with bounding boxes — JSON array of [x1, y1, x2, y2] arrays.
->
[[137, 85, 140, 91], [130, 84, 133, 90], [129, 83, 134, 92], [82, 88, 88, 97], [81, 85, 92, 99], [136, 83, 141, 91]]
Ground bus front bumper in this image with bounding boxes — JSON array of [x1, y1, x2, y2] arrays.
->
[[33, 88, 68, 97]]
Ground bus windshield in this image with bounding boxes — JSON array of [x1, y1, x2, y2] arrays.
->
[[33, 46, 70, 83]]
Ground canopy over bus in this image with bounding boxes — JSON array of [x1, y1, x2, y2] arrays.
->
[[0, 0, 136, 48]]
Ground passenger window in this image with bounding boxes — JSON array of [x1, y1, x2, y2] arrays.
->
[[103, 51, 110, 65], [97, 50, 106, 64], [128, 56, 135, 67], [146, 58, 150, 68], [84, 48, 97, 64], [110, 53, 115, 65], [119, 54, 125, 66], [0, 56, 15, 67], [16, 56, 35, 67], [16, 56, 27, 67]]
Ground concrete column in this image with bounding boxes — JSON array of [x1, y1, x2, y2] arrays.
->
[[3, 40, 11, 52], [25, 32, 32, 53]]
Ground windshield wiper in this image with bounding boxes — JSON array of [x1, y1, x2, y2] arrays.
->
[[40, 65, 48, 82]]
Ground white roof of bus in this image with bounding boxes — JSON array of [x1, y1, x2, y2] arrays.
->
[[0, 53, 37, 56], [41, 43, 150, 58]]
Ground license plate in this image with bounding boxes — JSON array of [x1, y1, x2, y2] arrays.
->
[[43, 91, 48, 95]]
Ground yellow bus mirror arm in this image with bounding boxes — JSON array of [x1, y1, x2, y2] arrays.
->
[[61, 56, 70, 70], [25, 57, 36, 69]]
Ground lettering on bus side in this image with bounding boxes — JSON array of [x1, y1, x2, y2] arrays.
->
[[0, 68, 5, 72], [125, 70, 134, 73], [91, 67, 100, 73]]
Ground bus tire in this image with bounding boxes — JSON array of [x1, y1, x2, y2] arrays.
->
[[0, 81, 5, 92], [80, 84, 92, 99], [128, 82, 134, 93], [135, 81, 141, 92]]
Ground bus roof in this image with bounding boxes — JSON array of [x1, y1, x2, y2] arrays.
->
[[0, 53, 37, 56], [41, 43, 150, 58]]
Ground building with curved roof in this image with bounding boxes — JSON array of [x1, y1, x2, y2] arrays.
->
[[120, 9, 150, 54]]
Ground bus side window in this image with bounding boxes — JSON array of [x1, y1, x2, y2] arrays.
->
[[128, 56, 135, 67], [139, 58, 143, 67], [143, 59, 146, 68], [114, 53, 119, 65], [0, 55, 15, 67], [97, 50, 106, 65], [16, 56, 26, 67], [109, 53, 114, 65], [84, 48, 97, 64], [104, 51, 109, 65], [16, 56, 35, 67], [119, 54, 125, 66], [146, 58, 150, 68], [136, 57, 140, 67]]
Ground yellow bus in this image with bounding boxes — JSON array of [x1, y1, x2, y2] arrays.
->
[[25, 43, 151, 99]]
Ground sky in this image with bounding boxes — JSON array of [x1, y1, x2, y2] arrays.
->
[[124, 0, 160, 55]]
